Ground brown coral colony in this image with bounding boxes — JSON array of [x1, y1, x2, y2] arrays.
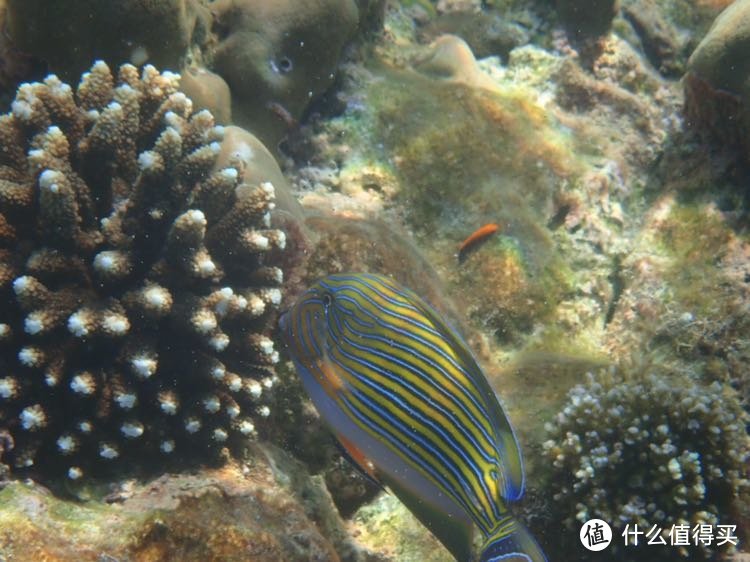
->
[[0, 61, 286, 480]]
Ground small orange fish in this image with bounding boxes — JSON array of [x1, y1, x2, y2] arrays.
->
[[457, 223, 500, 264]]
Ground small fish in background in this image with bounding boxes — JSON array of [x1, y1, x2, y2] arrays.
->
[[280, 273, 547, 562], [266, 100, 298, 130], [458, 223, 500, 264]]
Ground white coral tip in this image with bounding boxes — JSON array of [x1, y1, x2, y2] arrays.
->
[[131, 355, 157, 378], [138, 151, 159, 171], [39, 169, 62, 192], [24, 313, 44, 335], [70, 373, 94, 395], [20, 405, 46, 430], [121, 422, 144, 438], [99, 443, 119, 459], [239, 420, 255, 435], [68, 311, 89, 337], [102, 313, 130, 335]]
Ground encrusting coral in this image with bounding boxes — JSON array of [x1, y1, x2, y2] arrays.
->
[[0, 61, 286, 480], [543, 367, 750, 560]]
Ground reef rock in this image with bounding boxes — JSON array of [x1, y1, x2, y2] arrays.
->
[[0, 62, 287, 481], [419, 11, 531, 61], [620, 0, 687, 76], [556, 0, 620, 38], [179, 65, 233, 125], [4, 0, 210, 81], [0, 442, 361, 561], [684, 0, 750, 160]]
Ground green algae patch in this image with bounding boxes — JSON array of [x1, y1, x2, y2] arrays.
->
[[450, 234, 574, 345], [658, 202, 734, 314], [355, 55, 584, 345], [395, 0, 437, 17], [371, 65, 578, 237], [0, 481, 143, 560], [350, 492, 452, 562]]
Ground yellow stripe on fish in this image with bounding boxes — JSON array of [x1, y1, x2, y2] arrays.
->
[[280, 273, 546, 562]]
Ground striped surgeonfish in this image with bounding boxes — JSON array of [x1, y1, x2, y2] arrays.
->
[[279, 273, 547, 562]]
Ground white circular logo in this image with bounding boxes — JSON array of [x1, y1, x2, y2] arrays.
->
[[580, 518, 613, 551]]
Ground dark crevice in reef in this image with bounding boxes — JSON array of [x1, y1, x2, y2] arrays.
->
[[605, 254, 624, 326]]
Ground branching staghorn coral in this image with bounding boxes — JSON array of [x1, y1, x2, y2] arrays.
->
[[543, 368, 749, 560], [0, 61, 286, 480]]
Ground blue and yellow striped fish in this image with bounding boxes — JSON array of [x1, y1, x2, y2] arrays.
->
[[279, 273, 547, 562]]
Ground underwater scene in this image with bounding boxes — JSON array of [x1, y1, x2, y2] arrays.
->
[[0, 0, 748, 560]]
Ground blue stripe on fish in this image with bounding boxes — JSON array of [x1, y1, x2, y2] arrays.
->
[[330, 318, 502, 524], [328, 350, 495, 527], [280, 273, 546, 562], [335, 324, 496, 465], [330, 284, 502, 457]]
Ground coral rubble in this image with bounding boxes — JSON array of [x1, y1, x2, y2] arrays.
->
[[544, 368, 750, 560], [0, 62, 286, 480]]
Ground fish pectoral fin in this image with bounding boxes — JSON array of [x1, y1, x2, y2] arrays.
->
[[335, 434, 383, 489], [315, 357, 348, 399], [380, 471, 475, 562]]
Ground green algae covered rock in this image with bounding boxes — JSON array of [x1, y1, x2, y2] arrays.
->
[[0, 443, 360, 561], [350, 493, 452, 562]]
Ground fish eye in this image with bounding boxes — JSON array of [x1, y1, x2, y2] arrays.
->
[[321, 292, 333, 307], [273, 56, 293, 74]]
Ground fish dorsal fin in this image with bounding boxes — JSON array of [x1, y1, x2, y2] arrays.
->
[[413, 294, 526, 502], [335, 434, 384, 489], [379, 469, 475, 562]]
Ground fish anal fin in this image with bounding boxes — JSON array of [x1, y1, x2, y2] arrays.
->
[[336, 434, 383, 488], [380, 470, 475, 562]]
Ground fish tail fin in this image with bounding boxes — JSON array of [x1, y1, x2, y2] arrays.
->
[[479, 514, 547, 562]]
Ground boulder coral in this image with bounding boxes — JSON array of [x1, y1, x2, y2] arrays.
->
[[543, 368, 749, 560], [684, 0, 750, 160], [0, 62, 287, 480], [179, 66, 233, 125]]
